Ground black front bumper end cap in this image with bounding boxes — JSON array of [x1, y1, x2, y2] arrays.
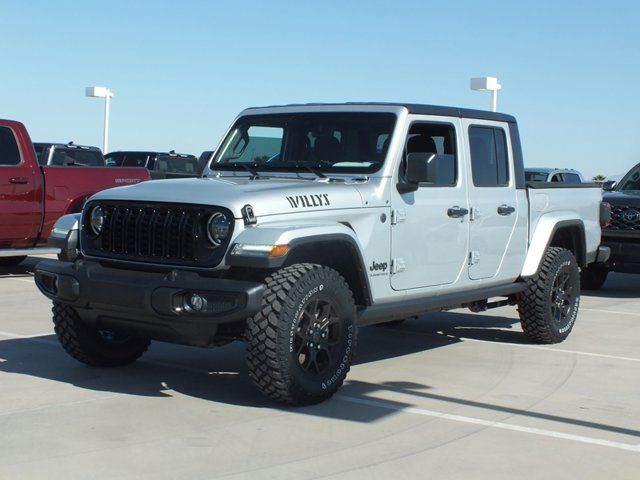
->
[[595, 245, 611, 264], [33, 259, 265, 325]]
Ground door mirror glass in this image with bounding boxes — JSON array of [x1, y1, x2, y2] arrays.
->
[[602, 180, 616, 191], [406, 152, 455, 186]]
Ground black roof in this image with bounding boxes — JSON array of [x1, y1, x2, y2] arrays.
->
[[248, 102, 516, 123], [33, 142, 102, 150], [106, 150, 196, 158]]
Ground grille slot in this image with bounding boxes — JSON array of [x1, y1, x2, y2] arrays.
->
[[607, 205, 640, 231], [82, 202, 232, 268]]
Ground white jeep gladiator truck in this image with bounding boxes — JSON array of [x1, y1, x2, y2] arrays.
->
[[35, 103, 609, 405]]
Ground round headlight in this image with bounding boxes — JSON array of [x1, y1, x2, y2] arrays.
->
[[206, 212, 230, 246], [89, 206, 105, 236]]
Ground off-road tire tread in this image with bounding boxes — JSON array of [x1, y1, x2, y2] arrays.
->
[[518, 247, 579, 344], [245, 263, 356, 405], [52, 302, 150, 367]]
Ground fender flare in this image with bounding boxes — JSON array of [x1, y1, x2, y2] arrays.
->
[[521, 216, 586, 278], [226, 223, 372, 304]]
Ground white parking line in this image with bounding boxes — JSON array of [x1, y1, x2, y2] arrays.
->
[[0, 330, 56, 344], [336, 395, 640, 453], [582, 308, 640, 317], [445, 334, 640, 363], [1, 276, 34, 283]]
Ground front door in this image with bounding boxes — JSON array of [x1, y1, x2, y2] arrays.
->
[[390, 118, 469, 290], [0, 125, 41, 247]]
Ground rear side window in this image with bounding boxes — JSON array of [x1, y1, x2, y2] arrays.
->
[[563, 173, 581, 183], [121, 153, 149, 167], [0, 127, 21, 166], [50, 148, 104, 167], [469, 126, 509, 187], [156, 155, 199, 173]]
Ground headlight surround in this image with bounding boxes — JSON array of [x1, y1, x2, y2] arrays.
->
[[206, 212, 230, 247], [89, 206, 105, 236]]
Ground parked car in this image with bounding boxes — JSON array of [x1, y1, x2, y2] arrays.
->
[[105, 151, 199, 179], [35, 102, 608, 405], [525, 168, 584, 183], [581, 163, 640, 289], [198, 150, 214, 174], [0, 119, 150, 266], [34, 142, 105, 167]]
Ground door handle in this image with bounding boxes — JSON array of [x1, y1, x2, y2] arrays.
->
[[497, 204, 516, 216], [9, 177, 28, 184], [447, 206, 469, 218]]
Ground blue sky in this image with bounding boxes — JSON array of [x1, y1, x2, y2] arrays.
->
[[2, 0, 639, 178]]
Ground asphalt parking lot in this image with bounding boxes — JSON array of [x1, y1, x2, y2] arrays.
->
[[1, 256, 639, 479]]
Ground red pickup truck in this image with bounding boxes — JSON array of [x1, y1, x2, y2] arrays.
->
[[0, 119, 150, 266]]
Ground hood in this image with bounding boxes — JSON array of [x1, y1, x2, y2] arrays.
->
[[603, 190, 640, 208], [89, 175, 365, 218]]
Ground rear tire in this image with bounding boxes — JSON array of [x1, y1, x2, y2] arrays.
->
[[518, 247, 580, 344], [0, 256, 26, 267], [52, 302, 150, 367], [580, 264, 608, 290], [245, 263, 357, 405]]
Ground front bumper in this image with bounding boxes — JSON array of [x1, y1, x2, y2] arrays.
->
[[34, 259, 264, 347], [601, 232, 640, 273]]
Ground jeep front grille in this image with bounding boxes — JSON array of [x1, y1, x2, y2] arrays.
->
[[81, 201, 233, 268]]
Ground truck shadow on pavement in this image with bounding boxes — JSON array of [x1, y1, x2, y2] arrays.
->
[[0, 312, 519, 410], [0, 256, 48, 278], [2, 315, 639, 440], [584, 272, 640, 299]]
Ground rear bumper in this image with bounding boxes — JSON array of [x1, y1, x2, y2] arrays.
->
[[34, 259, 264, 347]]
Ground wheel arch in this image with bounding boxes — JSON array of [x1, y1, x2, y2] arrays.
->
[[521, 216, 587, 278], [226, 224, 372, 306]]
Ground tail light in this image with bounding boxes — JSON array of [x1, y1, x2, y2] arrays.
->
[[600, 201, 612, 228]]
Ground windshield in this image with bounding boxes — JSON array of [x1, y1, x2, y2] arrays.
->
[[617, 164, 640, 191], [50, 147, 104, 167], [525, 171, 549, 182], [210, 112, 396, 174]]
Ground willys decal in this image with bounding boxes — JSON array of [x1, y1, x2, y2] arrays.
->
[[286, 194, 330, 209]]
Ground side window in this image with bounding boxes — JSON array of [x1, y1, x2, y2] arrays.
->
[[563, 173, 581, 184], [403, 122, 457, 187], [550, 174, 562, 182], [0, 127, 21, 166], [469, 126, 509, 187]]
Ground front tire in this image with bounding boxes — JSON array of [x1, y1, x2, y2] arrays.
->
[[580, 264, 608, 290], [53, 302, 150, 367], [245, 264, 357, 405], [518, 247, 580, 344]]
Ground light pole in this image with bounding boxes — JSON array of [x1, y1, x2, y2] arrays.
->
[[85, 86, 114, 153], [470, 77, 501, 112]]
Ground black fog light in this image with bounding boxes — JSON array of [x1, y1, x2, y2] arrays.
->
[[184, 293, 207, 313]]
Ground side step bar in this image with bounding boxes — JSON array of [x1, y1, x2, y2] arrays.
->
[[357, 282, 527, 326]]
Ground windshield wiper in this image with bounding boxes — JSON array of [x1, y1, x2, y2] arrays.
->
[[294, 164, 328, 180]]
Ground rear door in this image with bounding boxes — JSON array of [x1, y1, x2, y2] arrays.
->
[[0, 125, 41, 246], [462, 120, 520, 281]]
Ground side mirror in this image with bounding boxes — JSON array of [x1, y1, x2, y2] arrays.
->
[[405, 152, 437, 185], [398, 153, 455, 193], [602, 180, 617, 191]]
